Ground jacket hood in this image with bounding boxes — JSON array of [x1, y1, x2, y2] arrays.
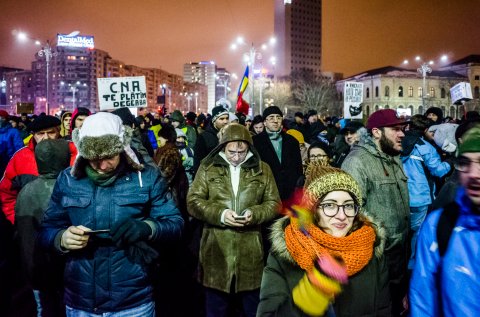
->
[[269, 215, 386, 265], [35, 139, 71, 178], [401, 130, 424, 157]]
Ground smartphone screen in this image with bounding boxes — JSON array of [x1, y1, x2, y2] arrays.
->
[[84, 229, 110, 235]]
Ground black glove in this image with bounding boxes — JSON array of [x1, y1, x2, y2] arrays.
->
[[111, 218, 152, 247], [125, 241, 159, 265]]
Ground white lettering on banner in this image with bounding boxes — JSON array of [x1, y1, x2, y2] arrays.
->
[[97, 76, 147, 110], [57, 34, 94, 49]]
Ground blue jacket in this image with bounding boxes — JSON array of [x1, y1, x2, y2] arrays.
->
[[0, 123, 24, 175], [410, 187, 480, 317], [38, 164, 183, 313], [401, 135, 450, 207]]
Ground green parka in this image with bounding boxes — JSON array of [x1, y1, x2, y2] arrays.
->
[[257, 217, 391, 317], [341, 136, 409, 284], [187, 124, 281, 293]]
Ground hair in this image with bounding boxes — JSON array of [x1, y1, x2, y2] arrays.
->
[[308, 141, 332, 159], [157, 123, 177, 144], [409, 114, 430, 131]]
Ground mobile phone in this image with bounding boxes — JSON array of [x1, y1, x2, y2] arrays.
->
[[234, 215, 247, 221], [84, 229, 110, 235]]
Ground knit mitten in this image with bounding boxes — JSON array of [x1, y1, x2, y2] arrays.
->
[[292, 254, 348, 316]]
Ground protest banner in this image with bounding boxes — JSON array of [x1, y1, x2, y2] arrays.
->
[[450, 82, 472, 105], [97, 76, 147, 110], [344, 81, 364, 119]]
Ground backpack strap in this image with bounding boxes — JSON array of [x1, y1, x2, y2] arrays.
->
[[436, 201, 460, 257]]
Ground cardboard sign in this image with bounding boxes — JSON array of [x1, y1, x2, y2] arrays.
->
[[450, 82, 472, 105], [97, 76, 147, 110], [344, 81, 364, 119]]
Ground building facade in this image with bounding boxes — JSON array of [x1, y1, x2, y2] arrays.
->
[[183, 61, 217, 113], [274, 0, 322, 78]]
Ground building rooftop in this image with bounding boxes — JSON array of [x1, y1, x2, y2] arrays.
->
[[443, 54, 480, 67], [344, 65, 466, 81]]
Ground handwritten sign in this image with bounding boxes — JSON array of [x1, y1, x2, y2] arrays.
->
[[344, 81, 364, 119], [97, 76, 147, 110], [450, 82, 472, 105]]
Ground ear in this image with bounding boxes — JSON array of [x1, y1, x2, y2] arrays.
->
[[371, 127, 382, 140]]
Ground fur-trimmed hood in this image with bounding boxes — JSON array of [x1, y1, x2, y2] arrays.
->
[[269, 215, 386, 265]]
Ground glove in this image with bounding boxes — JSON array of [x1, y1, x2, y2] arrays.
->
[[292, 254, 347, 316], [125, 241, 159, 265], [111, 218, 152, 247]]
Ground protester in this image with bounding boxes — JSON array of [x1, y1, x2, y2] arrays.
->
[[59, 111, 72, 138], [38, 112, 183, 316], [250, 115, 265, 135], [286, 129, 309, 166], [0, 110, 24, 176], [258, 164, 390, 316], [333, 121, 365, 168], [171, 110, 197, 149], [187, 123, 280, 317], [410, 125, 480, 316], [342, 109, 409, 316], [68, 107, 91, 138], [15, 139, 71, 317], [0, 115, 77, 224], [425, 106, 443, 123], [400, 115, 451, 269], [175, 128, 195, 184]]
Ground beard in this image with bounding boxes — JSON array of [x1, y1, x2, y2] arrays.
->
[[379, 133, 401, 156]]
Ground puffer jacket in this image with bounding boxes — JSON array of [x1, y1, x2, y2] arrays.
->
[[0, 138, 77, 224], [410, 187, 480, 317], [187, 124, 281, 293], [401, 131, 451, 207], [257, 217, 391, 317], [342, 136, 409, 284], [38, 163, 183, 313]]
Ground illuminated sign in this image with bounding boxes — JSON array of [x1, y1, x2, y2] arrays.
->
[[57, 33, 94, 49]]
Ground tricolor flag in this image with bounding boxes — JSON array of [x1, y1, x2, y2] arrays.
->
[[236, 66, 250, 115]]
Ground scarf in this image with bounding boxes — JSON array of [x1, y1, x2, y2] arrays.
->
[[85, 164, 122, 187], [285, 217, 376, 276]]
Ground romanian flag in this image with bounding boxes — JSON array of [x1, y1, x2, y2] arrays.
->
[[236, 66, 250, 115]]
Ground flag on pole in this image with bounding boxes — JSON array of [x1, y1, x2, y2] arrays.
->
[[236, 66, 250, 115]]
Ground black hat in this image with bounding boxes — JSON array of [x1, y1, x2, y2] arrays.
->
[[425, 107, 444, 123], [111, 108, 136, 127], [28, 115, 61, 133], [339, 121, 364, 134], [294, 112, 304, 119], [262, 106, 283, 120], [186, 111, 197, 121], [306, 110, 318, 119]]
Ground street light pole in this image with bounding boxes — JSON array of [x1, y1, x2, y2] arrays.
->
[[417, 63, 432, 109], [37, 41, 56, 115], [195, 92, 198, 113]]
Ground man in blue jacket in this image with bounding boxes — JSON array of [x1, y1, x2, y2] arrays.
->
[[401, 114, 451, 269], [38, 112, 183, 317], [410, 124, 480, 317]]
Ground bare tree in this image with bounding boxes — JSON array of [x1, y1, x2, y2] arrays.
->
[[263, 79, 293, 110], [290, 69, 339, 115]]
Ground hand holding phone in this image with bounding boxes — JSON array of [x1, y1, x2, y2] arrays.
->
[[84, 229, 110, 235], [234, 215, 247, 221]]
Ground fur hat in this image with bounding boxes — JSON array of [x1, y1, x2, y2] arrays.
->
[[425, 106, 444, 123], [71, 112, 141, 176], [303, 164, 362, 209], [211, 105, 229, 123], [263, 106, 283, 121]]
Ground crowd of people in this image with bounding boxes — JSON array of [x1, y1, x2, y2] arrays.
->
[[0, 102, 479, 317]]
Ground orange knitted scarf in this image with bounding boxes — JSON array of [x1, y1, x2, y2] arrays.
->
[[285, 218, 376, 276]]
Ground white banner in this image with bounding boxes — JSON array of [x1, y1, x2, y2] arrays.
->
[[344, 81, 364, 119], [97, 76, 147, 110], [450, 82, 472, 105]]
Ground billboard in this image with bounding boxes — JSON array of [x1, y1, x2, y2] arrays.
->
[[57, 33, 94, 49], [97, 76, 147, 110]]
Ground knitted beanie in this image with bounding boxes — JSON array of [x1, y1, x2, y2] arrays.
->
[[211, 105, 229, 123], [262, 106, 283, 121], [287, 129, 305, 145], [304, 164, 362, 209], [458, 125, 480, 155]]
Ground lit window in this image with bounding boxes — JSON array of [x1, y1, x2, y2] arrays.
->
[[408, 86, 413, 97], [430, 87, 435, 98]]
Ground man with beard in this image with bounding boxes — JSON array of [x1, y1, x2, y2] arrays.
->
[[342, 109, 409, 316]]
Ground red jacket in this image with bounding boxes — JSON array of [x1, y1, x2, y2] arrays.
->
[[0, 138, 77, 224]]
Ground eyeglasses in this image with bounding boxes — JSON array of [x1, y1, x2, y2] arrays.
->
[[318, 203, 359, 217], [310, 154, 328, 160], [455, 157, 480, 173], [265, 115, 282, 122], [226, 150, 248, 159]]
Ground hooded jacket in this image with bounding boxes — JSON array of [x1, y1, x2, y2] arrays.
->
[[0, 138, 78, 224], [15, 139, 71, 289], [257, 217, 391, 317], [187, 124, 281, 293], [342, 135, 409, 284], [0, 122, 24, 175]]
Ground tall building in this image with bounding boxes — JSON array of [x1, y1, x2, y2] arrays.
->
[[274, 0, 322, 78], [4, 70, 35, 113], [215, 67, 232, 102], [183, 61, 217, 113]]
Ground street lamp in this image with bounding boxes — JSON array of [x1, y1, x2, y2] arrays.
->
[[403, 55, 449, 109], [61, 81, 87, 110], [230, 36, 276, 115]]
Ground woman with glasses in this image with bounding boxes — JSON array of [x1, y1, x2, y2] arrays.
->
[[258, 164, 391, 316]]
